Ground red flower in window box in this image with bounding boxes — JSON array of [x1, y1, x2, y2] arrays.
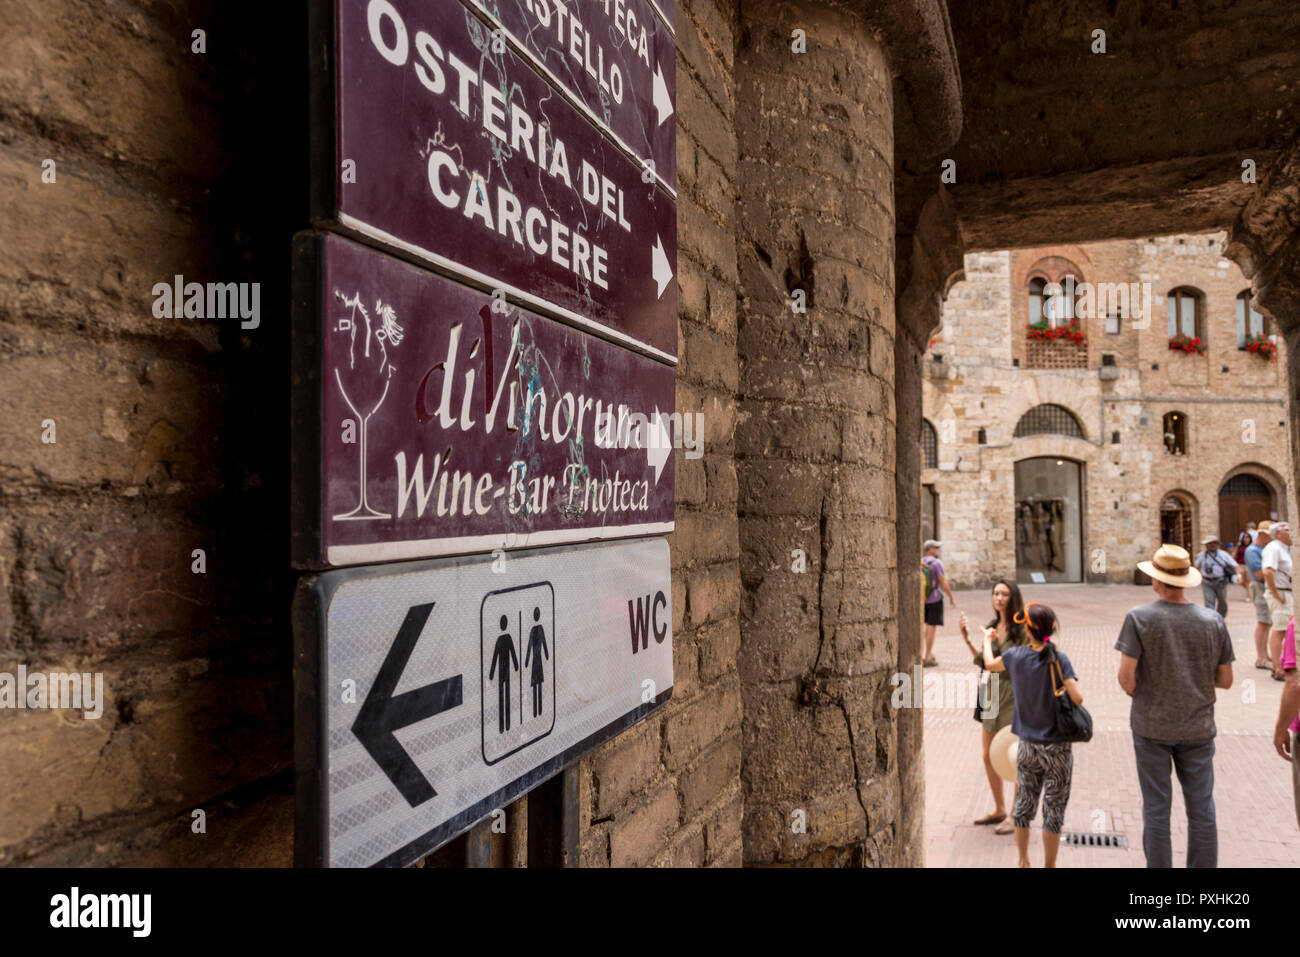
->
[[1168, 335, 1206, 355], [1244, 333, 1276, 361], [1027, 319, 1087, 346]]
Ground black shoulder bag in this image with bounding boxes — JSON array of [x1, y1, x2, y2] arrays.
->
[[1049, 653, 1093, 743]]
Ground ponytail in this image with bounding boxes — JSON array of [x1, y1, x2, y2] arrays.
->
[[1013, 602, 1059, 660]]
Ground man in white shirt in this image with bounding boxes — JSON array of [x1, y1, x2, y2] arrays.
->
[[1261, 522, 1293, 680]]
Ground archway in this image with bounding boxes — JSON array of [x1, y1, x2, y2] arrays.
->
[[1218, 472, 1275, 543], [1159, 491, 1197, 553], [1014, 457, 1084, 583]]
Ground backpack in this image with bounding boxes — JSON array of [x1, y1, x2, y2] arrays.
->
[[921, 557, 935, 601]]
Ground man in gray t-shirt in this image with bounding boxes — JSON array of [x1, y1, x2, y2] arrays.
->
[[1116, 601, 1234, 741], [1119, 544, 1235, 869]]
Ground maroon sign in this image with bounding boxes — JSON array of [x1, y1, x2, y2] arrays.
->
[[313, 0, 678, 362], [464, 0, 677, 188], [651, 0, 674, 32], [291, 233, 676, 569]]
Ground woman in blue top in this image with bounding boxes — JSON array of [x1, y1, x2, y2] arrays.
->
[[982, 602, 1084, 868]]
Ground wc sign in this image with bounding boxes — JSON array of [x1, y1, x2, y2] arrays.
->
[[481, 583, 556, 764], [293, 537, 673, 867]]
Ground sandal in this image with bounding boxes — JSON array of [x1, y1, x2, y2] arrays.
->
[[1273, 671, 1286, 682], [1256, 659, 1272, 670], [995, 819, 1015, 835], [973, 812, 1006, 826], [923, 656, 939, 668]]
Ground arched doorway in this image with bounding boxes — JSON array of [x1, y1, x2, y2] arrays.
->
[[1159, 492, 1196, 553], [1014, 457, 1084, 583], [1218, 473, 1275, 543]]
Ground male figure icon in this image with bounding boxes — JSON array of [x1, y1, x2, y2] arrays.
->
[[524, 606, 549, 718], [488, 615, 519, 734]]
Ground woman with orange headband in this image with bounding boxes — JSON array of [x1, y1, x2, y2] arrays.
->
[[983, 602, 1084, 867]]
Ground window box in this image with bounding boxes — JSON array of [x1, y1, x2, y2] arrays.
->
[[1243, 333, 1277, 361], [1168, 334, 1206, 355], [1025, 320, 1087, 369]]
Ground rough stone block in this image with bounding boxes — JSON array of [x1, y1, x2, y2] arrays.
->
[[679, 733, 741, 820], [664, 679, 741, 770], [0, 327, 223, 493], [0, 148, 220, 346], [608, 784, 679, 867], [594, 720, 661, 816], [697, 616, 740, 683]]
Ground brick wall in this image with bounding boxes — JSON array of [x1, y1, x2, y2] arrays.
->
[[0, 1, 301, 865], [576, 0, 745, 868]]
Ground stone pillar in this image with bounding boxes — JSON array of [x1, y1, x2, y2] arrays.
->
[[894, 189, 965, 866], [1228, 139, 1300, 525], [734, 0, 900, 865]]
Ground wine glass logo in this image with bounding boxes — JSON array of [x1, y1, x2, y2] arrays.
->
[[332, 290, 403, 521]]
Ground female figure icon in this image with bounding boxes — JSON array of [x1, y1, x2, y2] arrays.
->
[[524, 606, 549, 718]]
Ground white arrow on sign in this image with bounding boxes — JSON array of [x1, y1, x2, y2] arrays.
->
[[652, 235, 673, 299], [653, 62, 673, 127], [647, 409, 672, 484]]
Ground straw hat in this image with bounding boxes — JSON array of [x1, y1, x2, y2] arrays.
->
[[1137, 543, 1202, 588], [990, 725, 1019, 783], [1258, 520, 1275, 534]]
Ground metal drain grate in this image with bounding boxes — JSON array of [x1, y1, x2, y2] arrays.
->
[[1061, 831, 1127, 848]]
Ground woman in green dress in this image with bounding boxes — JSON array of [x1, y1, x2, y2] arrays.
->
[[959, 579, 1027, 835]]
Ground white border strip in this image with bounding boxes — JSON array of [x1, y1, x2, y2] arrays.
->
[[336, 214, 678, 366], [463, 0, 678, 199], [327, 521, 675, 566], [645, 0, 673, 34]]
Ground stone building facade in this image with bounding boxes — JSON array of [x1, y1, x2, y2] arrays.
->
[[923, 234, 1294, 589]]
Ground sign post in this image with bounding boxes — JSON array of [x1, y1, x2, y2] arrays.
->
[[295, 0, 678, 866], [463, 0, 678, 190], [291, 232, 675, 569], [294, 538, 673, 868], [309, 0, 678, 361]]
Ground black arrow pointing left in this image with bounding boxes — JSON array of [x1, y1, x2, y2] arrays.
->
[[352, 602, 462, 807]]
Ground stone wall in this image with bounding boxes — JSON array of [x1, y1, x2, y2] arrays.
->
[[0, 0, 297, 865], [734, 0, 901, 866], [924, 233, 1293, 591], [576, 0, 745, 868], [0, 0, 759, 869]]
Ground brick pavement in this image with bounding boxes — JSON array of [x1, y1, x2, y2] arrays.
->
[[923, 583, 1299, 867]]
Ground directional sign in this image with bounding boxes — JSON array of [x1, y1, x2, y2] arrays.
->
[[293, 537, 673, 867], [464, 0, 678, 188], [310, 0, 678, 361], [290, 232, 676, 569], [650, 0, 675, 32]]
